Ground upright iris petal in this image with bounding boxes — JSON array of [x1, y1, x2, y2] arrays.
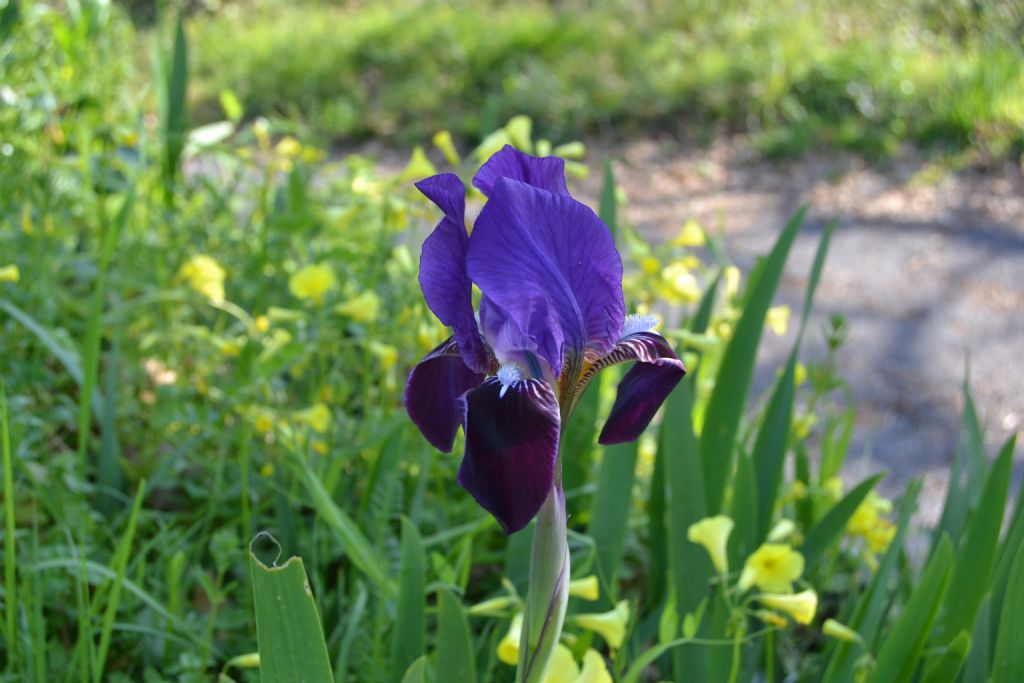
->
[[466, 178, 625, 376], [415, 173, 490, 372], [472, 145, 571, 198]]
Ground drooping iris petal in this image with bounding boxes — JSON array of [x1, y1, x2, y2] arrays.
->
[[472, 144, 570, 198], [404, 337, 486, 452], [415, 173, 489, 372], [591, 332, 686, 444], [466, 178, 625, 376], [457, 376, 561, 533]]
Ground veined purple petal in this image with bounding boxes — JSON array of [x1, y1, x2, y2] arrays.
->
[[416, 173, 489, 372], [466, 178, 625, 376], [594, 331, 686, 445], [458, 376, 561, 533], [472, 145, 570, 198], [404, 337, 485, 452]]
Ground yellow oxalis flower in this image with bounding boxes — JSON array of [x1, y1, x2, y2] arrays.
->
[[687, 515, 734, 575], [432, 130, 460, 165], [335, 291, 381, 324], [367, 341, 399, 372], [575, 649, 613, 683], [568, 575, 600, 601], [541, 644, 579, 682], [672, 218, 706, 247], [497, 613, 522, 665], [739, 543, 805, 594], [179, 255, 226, 303], [759, 590, 818, 625], [724, 265, 742, 299], [399, 145, 437, 182], [293, 403, 331, 434], [574, 600, 630, 649], [661, 261, 701, 303], [766, 305, 790, 336], [0, 264, 20, 283], [847, 490, 893, 537], [289, 264, 336, 305]]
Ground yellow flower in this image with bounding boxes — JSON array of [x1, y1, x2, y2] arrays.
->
[[568, 575, 600, 601], [368, 341, 399, 372], [179, 255, 226, 303], [847, 491, 892, 538], [293, 403, 331, 434], [0, 264, 20, 283], [766, 305, 790, 336], [540, 644, 579, 682], [497, 613, 523, 665], [574, 649, 612, 683], [253, 413, 274, 434], [738, 544, 805, 594], [672, 219, 706, 247], [311, 439, 328, 456], [432, 130, 460, 165], [724, 265, 742, 299], [289, 264, 336, 305], [640, 255, 661, 275], [687, 515, 734, 574], [254, 315, 270, 333], [505, 115, 533, 153], [865, 518, 896, 554], [824, 476, 844, 501], [259, 463, 275, 477], [275, 136, 302, 158], [822, 618, 863, 645], [766, 519, 796, 543], [794, 362, 808, 386], [398, 146, 437, 182], [758, 590, 818, 625], [661, 261, 701, 303], [335, 291, 381, 324], [573, 600, 630, 649], [753, 610, 789, 628]]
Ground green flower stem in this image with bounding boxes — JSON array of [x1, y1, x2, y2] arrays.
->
[[517, 486, 569, 683]]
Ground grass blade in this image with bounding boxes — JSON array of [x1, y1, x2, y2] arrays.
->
[[701, 206, 806, 513], [390, 518, 426, 683], [751, 354, 795, 541], [587, 441, 638, 606], [800, 474, 883, 572], [436, 588, 477, 683], [250, 537, 334, 683], [1, 384, 17, 669], [992, 536, 1024, 680]]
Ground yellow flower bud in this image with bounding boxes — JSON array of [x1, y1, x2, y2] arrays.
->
[[432, 130, 460, 165], [573, 600, 630, 649], [766, 305, 791, 336], [568, 575, 600, 601], [0, 264, 20, 283], [335, 291, 381, 324], [672, 219, 706, 247], [293, 403, 331, 434], [368, 341, 399, 372], [497, 613, 523, 665], [467, 595, 518, 617], [687, 515, 734, 575], [758, 590, 818, 625], [822, 618, 863, 645], [553, 141, 586, 159], [794, 362, 808, 386], [738, 544, 805, 594], [767, 519, 797, 543], [724, 265, 742, 299], [224, 652, 261, 669], [399, 146, 437, 182], [289, 264, 336, 305], [753, 610, 789, 628], [504, 115, 533, 153]]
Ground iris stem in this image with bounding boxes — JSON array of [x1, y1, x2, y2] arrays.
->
[[517, 486, 569, 683]]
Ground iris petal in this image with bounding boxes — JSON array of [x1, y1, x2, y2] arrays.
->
[[415, 173, 489, 372], [404, 337, 486, 452], [458, 376, 561, 533], [592, 332, 686, 444], [466, 178, 625, 376], [472, 144, 570, 198]]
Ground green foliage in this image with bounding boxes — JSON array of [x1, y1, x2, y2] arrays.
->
[[1, 2, 1022, 681], [188, 0, 1024, 158]]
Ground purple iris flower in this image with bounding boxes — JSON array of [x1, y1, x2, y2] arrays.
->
[[405, 146, 686, 533]]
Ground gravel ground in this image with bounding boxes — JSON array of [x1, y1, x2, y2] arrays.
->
[[580, 137, 1024, 523]]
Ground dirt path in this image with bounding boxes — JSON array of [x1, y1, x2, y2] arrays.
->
[[581, 137, 1024, 521]]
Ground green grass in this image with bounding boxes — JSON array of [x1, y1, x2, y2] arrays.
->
[[187, 0, 1024, 158]]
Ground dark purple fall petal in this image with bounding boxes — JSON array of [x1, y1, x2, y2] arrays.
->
[[457, 377, 561, 533], [466, 178, 625, 375], [472, 145, 570, 198], [415, 173, 489, 372], [594, 332, 686, 444], [404, 337, 485, 452]]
